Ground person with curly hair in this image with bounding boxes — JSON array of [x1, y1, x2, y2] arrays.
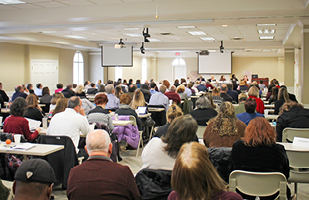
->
[[203, 101, 246, 147]]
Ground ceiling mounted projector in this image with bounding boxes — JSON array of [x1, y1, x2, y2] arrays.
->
[[115, 38, 126, 48]]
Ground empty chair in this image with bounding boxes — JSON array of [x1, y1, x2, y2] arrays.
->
[[282, 128, 309, 143], [229, 170, 287, 200]]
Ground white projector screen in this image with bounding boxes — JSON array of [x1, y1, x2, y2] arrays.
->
[[101, 46, 133, 67], [198, 52, 232, 74]]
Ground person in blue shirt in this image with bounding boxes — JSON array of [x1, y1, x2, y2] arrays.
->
[[236, 98, 264, 125]]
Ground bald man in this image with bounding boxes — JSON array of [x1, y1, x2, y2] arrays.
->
[[67, 130, 141, 200]]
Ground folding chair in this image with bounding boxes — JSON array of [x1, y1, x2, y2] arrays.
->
[[282, 128, 309, 143]]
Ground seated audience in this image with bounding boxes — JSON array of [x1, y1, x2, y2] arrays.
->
[[34, 83, 43, 97], [176, 85, 188, 100], [237, 80, 248, 91], [3, 97, 40, 142], [149, 84, 169, 111], [164, 85, 181, 104], [62, 84, 76, 98], [12, 85, 28, 102], [219, 75, 226, 81], [234, 93, 248, 115], [136, 79, 142, 88], [115, 94, 142, 130], [88, 93, 114, 132], [259, 80, 265, 90], [67, 130, 141, 200], [81, 98, 95, 115], [142, 115, 198, 170], [55, 83, 64, 93], [236, 98, 264, 125], [50, 97, 68, 118], [280, 85, 298, 102], [154, 104, 183, 138], [84, 81, 91, 91], [131, 90, 146, 110], [266, 83, 275, 100], [24, 94, 45, 122], [47, 96, 91, 154], [105, 84, 120, 110], [205, 81, 214, 90], [26, 83, 34, 94], [276, 101, 309, 142], [174, 79, 180, 87], [75, 84, 86, 98], [168, 142, 242, 200], [49, 93, 64, 112], [189, 96, 217, 126], [149, 82, 158, 95], [232, 117, 292, 200], [248, 86, 265, 114], [203, 102, 246, 148], [220, 84, 233, 103], [187, 82, 196, 96], [274, 87, 290, 115], [40, 86, 52, 104], [162, 80, 171, 91], [127, 84, 137, 99], [196, 81, 207, 92], [212, 87, 224, 108], [87, 83, 98, 95], [0, 82, 9, 102], [139, 84, 151, 103], [204, 92, 217, 110], [269, 86, 278, 104], [226, 83, 238, 103], [13, 159, 56, 200]]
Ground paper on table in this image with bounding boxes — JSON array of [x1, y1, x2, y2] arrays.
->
[[12, 143, 35, 150], [24, 118, 41, 130]]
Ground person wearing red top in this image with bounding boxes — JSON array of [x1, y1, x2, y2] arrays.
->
[[248, 86, 265, 114], [164, 85, 181, 104], [3, 97, 40, 142]]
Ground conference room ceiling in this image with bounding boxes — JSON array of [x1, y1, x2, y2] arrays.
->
[[0, 0, 308, 56]]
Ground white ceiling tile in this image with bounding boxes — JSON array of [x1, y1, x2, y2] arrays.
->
[[33, 1, 68, 7], [8, 3, 43, 9], [55, 0, 95, 6]]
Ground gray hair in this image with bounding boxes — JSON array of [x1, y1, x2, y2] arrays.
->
[[105, 84, 114, 94], [221, 84, 227, 92], [159, 84, 167, 93], [196, 96, 211, 109], [68, 96, 80, 108], [86, 130, 111, 153]]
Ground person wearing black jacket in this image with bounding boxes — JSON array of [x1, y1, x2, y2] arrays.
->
[[0, 82, 9, 102], [62, 84, 76, 98], [276, 101, 309, 142]]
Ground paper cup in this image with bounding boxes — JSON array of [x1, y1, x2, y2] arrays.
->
[[14, 134, 21, 144]]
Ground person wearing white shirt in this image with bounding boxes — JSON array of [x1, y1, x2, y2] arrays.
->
[[47, 96, 91, 154], [34, 83, 43, 97], [149, 85, 169, 111]]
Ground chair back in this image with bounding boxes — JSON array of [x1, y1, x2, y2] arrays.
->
[[282, 128, 309, 143], [129, 115, 137, 126], [229, 170, 287, 200], [196, 126, 206, 139], [285, 149, 309, 183], [147, 105, 167, 126]]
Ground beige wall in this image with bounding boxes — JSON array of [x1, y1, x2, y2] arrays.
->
[[232, 57, 280, 83], [302, 32, 309, 104], [284, 51, 294, 87]]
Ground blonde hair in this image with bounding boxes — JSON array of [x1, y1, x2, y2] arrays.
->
[[131, 90, 146, 109], [212, 87, 220, 95], [166, 104, 183, 122], [172, 142, 226, 200], [176, 85, 185, 93], [248, 86, 259, 97], [26, 94, 39, 109], [75, 84, 84, 94]]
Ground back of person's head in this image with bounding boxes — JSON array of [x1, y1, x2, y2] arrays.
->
[[119, 93, 132, 105], [174, 79, 179, 85], [238, 93, 248, 102], [171, 142, 226, 200], [42, 87, 50, 96], [278, 87, 289, 102], [140, 84, 149, 90], [75, 84, 84, 94], [105, 84, 114, 94], [86, 130, 111, 155], [56, 83, 63, 89], [36, 83, 42, 89], [220, 84, 227, 92], [219, 101, 235, 118], [201, 81, 206, 85], [243, 117, 275, 147], [271, 86, 278, 97], [176, 85, 185, 93], [84, 81, 89, 86], [132, 90, 145, 109], [169, 85, 176, 92], [196, 81, 200, 85], [66, 84, 73, 90], [260, 80, 263, 84], [196, 96, 211, 109], [279, 101, 304, 115], [26, 94, 38, 109], [244, 98, 256, 113], [15, 85, 22, 92], [227, 84, 233, 89], [52, 98, 68, 117], [128, 79, 133, 84], [13, 159, 55, 200], [162, 115, 198, 158], [166, 104, 183, 123], [248, 86, 259, 97], [212, 87, 220, 95], [94, 93, 108, 105], [180, 78, 186, 84], [10, 97, 28, 116], [159, 84, 167, 93], [204, 93, 216, 109], [107, 80, 113, 84], [68, 96, 80, 109], [150, 82, 156, 89], [188, 82, 194, 89], [90, 83, 96, 87], [136, 79, 141, 84], [162, 80, 170, 89], [115, 85, 123, 96], [27, 84, 33, 90], [50, 93, 64, 105]]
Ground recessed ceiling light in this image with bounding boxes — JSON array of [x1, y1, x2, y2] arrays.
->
[[258, 29, 276, 34], [259, 36, 274, 40], [256, 24, 276, 26], [39, 31, 57, 34], [123, 33, 143, 37], [122, 28, 140, 31], [263, 49, 271, 52], [64, 35, 87, 39], [258, 30, 263, 34], [177, 26, 196, 29], [222, 25, 228, 27], [200, 37, 215, 41], [0, 0, 25, 4], [188, 31, 207, 35], [270, 29, 275, 34], [208, 50, 217, 53], [147, 38, 161, 42]]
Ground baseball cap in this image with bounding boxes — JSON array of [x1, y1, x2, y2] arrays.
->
[[14, 159, 56, 184]]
